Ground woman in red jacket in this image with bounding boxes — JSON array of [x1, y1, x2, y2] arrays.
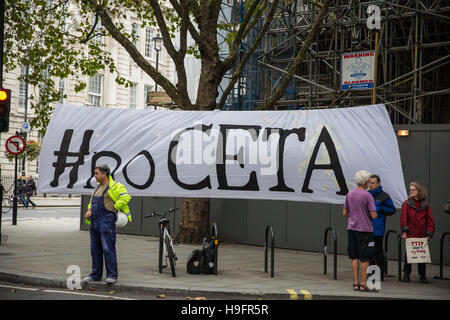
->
[[400, 182, 435, 283]]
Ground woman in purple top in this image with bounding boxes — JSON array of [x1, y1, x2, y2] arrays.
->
[[343, 170, 378, 292]]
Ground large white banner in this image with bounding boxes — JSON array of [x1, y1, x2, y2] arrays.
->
[[38, 104, 407, 207]]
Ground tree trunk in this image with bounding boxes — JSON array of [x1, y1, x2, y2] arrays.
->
[[174, 198, 210, 244], [174, 55, 221, 244]]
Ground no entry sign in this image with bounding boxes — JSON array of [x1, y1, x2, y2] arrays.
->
[[5, 135, 26, 155]]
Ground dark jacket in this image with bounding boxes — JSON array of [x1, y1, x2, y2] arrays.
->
[[25, 179, 36, 195], [368, 186, 396, 236], [400, 198, 435, 238], [16, 179, 25, 195]]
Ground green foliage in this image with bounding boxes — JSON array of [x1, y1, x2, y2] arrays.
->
[[3, 0, 133, 134], [4, 0, 278, 132]]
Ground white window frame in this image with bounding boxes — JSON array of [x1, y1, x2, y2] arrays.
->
[[132, 23, 139, 48], [92, 15, 104, 46], [19, 65, 29, 112], [59, 78, 66, 103], [144, 84, 154, 109], [89, 74, 103, 107], [130, 82, 138, 109], [145, 28, 154, 59]]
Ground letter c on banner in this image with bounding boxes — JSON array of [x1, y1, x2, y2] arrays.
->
[[123, 150, 155, 189]]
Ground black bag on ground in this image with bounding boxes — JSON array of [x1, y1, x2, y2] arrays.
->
[[200, 237, 216, 274], [186, 249, 202, 274]]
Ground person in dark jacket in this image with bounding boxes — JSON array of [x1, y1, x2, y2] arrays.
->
[[368, 175, 396, 281], [401, 181, 435, 283], [24, 175, 37, 209], [16, 175, 27, 208]]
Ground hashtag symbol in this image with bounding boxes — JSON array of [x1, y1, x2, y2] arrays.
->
[[50, 129, 94, 188]]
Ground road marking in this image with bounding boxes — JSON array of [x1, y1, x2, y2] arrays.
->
[[287, 289, 298, 300], [0, 284, 39, 291], [42, 289, 137, 300], [300, 289, 312, 300]]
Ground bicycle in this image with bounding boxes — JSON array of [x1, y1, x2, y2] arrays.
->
[[144, 208, 180, 277], [1, 194, 13, 214], [1, 183, 14, 214]]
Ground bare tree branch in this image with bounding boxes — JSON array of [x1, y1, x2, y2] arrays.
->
[[217, 0, 280, 109], [80, 12, 100, 44], [222, 0, 268, 72], [259, 0, 333, 110], [169, 0, 212, 58]]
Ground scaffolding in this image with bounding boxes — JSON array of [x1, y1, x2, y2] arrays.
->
[[224, 0, 450, 124]]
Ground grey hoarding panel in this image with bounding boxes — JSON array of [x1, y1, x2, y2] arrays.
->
[[286, 201, 329, 252], [383, 209, 403, 261], [329, 204, 348, 255], [246, 199, 287, 247], [397, 131, 428, 190], [210, 198, 247, 243], [142, 197, 178, 236], [429, 131, 450, 265]]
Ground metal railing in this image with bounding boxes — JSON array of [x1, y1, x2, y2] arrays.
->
[[384, 230, 402, 282], [434, 232, 450, 280], [211, 222, 219, 275], [264, 225, 275, 278], [323, 227, 338, 280]]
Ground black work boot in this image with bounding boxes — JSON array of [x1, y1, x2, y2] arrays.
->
[[420, 276, 429, 284]]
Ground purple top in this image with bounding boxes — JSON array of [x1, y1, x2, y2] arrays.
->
[[344, 188, 376, 232]]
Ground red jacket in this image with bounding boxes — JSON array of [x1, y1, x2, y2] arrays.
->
[[400, 199, 435, 238]]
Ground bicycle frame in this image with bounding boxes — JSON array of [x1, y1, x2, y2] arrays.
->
[[145, 208, 179, 277]]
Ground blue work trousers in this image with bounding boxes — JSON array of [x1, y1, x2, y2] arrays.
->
[[89, 193, 118, 280]]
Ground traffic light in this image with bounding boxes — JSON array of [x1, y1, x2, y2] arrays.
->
[[0, 88, 11, 133]]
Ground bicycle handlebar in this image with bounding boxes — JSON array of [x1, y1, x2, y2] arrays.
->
[[144, 208, 180, 219]]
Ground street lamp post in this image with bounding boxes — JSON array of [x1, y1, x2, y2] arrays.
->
[[152, 34, 163, 92]]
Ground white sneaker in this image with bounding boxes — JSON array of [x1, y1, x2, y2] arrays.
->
[[83, 276, 96, 283], [105, 278, 116, 284]]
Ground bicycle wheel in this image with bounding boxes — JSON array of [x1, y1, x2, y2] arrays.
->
[[2, 196, 12, 214], [164, 228, 176, 277]]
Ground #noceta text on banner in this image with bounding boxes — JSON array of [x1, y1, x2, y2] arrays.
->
[[37, 104, 407, 207]]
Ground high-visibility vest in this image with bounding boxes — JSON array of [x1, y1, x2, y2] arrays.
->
[[85, 176, 132, 225]]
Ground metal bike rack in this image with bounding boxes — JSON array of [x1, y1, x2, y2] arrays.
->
[[211, 222, 219, 275], [434, 232, 450, 280], [384, 230, 402, 282], [264, 225, 275, 278], [323, 227, 338, 280]]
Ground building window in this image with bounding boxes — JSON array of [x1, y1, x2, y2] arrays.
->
[[145, 28, 154, 59], [59, 78, 66, 103], [132, 23, 139, 48], [19, 65, 28, 112], [144, 84, 154, 109], [130, 83, 137, 109], [89, 74, 103, 107], [92, 15, 103, 46]]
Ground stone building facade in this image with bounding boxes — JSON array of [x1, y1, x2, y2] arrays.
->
[[1, 18, 175, 183]]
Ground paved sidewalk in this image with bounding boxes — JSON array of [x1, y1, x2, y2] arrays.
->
[[29, 197, 81, 207], [0, 218, 449, 300]]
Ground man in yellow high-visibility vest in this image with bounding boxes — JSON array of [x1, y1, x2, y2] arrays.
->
[[84, 164, 131, 284]]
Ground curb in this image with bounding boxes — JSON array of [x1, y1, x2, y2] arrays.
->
[[0, 270, 412, 300], [0, 270, 275, 299]]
